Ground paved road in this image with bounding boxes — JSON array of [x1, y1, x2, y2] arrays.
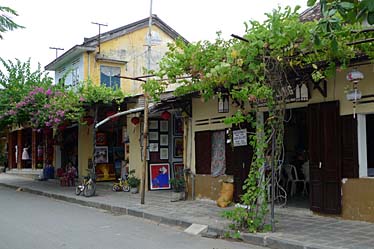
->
[[0, 186, 264, 249]]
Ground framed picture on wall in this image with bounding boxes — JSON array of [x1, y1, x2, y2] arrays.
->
[[173, 116, 183, 136], [149, 120, 159, 130], [149, 131, 158, 141], [173, 137, 183, 158], [173, 162, 184, 179], [160, 148, 168, 160], [160, 120, 169, 132], [94, 146, 108, 163], [96, 132, 107, 145], [160, 134, 168, 146], [149, 143, 159, 152], [149, 163, 171, 190]]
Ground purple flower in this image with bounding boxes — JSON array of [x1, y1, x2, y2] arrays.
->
[[54, 118, 61, 123], [44, 104, 51, 109], [8, 110, 16, 115], [45, 121, 51, 127], [46, 89, 52, 96]]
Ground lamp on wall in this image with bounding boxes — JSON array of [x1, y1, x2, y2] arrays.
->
[[218, 94, 229, 113], [346, 69, 364, 118]]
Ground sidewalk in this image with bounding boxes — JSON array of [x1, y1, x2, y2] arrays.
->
[[1, 173, 374, 249]]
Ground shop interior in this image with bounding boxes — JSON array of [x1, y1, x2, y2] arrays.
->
[[280, 107, 309, 208]]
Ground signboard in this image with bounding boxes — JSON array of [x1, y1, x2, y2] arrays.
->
[[233, 129, 247, 147]]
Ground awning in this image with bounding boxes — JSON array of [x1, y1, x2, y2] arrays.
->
[[95, 106, 147, 129]]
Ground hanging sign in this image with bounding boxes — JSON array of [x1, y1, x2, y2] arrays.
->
[[233, 129, 247, 147]]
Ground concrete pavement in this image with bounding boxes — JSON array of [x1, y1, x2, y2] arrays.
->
[[1, 173, 374, 249]]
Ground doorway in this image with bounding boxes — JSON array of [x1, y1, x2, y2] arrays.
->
[[283, 107, 309, 208]]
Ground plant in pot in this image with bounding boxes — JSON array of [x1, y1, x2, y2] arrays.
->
[[127, 169, 140, 194], [170, 177, 186, 201]]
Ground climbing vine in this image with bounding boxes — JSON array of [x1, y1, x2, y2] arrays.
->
[[149, 5, 374, 233]]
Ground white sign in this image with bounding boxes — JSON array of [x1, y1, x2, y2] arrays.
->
[[233, 129, 247, 147]]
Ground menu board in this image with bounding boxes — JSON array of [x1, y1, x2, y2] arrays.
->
[[233, 129, 247, 147]]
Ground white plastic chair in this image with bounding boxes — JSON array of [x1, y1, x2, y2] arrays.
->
[[284, 164, 305, 197], [301, 161, 309, 196]]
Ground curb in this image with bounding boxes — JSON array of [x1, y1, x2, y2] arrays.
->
[[0, 182, 328, 249]]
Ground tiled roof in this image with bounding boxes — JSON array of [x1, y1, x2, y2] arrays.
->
[[299, 4, 322, 22]]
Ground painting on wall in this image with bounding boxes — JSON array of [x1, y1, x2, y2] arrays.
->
[[94, 146, 108, 164], [173, 116, 183, 136], [173, 137, 183, 158], [149, 163, 171, 190], [173, 163, 184, 179]]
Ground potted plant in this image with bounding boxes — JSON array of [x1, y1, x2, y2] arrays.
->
[[127, 169, 140, 194], [170, 177, 186, 201]]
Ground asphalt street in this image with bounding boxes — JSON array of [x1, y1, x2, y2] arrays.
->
[[0, 185, 265, 249]]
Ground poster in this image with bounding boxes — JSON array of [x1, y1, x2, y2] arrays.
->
[[150, 163, 171, 190]]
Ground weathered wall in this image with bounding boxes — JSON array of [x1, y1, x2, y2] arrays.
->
[[77, 125, 92, 178], [342, 178, 374, 222], [192, 174, 234, 200], [85, 25, 174, 95]]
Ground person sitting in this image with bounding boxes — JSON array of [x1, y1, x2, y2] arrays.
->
[[66, 162, 77, 186]]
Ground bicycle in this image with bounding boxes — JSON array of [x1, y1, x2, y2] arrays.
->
[[112, 175, 130, 192], [75, 168, 96, 197]]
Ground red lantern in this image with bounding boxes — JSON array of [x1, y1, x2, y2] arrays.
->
[[131, 117, 140, 125], [160, 111, 171, 120]]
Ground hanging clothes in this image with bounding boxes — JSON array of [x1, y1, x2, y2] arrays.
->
[[22, 147, 30, 160], [211, 130, 226, 177]]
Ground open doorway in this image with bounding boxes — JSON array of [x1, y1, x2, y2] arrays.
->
[[282, 107, 309, 208]]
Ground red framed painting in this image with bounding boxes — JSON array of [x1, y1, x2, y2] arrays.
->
[[149, 163, 171, 190], [173, 163, 184, 179]]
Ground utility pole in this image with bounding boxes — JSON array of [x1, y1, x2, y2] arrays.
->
[[49, 47, 64, 58], [91, 22, 108, 54], [141, 0, 153, 205]]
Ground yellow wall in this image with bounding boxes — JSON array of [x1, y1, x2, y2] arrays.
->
[[77, 125, 93, 178], [342, 178, 374, 222], [83, 25, 175, 96]]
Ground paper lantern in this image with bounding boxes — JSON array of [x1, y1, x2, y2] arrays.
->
[[131, 117, 140, 125], [160, 111, 171, 120]]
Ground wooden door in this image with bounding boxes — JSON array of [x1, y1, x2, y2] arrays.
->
[[308, 101, 341, 214], [195, 131, 212, 174], [227, 124, 253, 202]]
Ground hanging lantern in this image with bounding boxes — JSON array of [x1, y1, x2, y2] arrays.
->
[[160, 111, 171, 120], [131, 117, 140, 125], [346, 69, 364, 118]]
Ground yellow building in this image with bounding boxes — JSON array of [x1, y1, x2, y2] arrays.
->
[[4, 15, 188, 181]]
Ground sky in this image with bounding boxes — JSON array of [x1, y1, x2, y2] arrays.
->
[[0, 0, 308, 74]]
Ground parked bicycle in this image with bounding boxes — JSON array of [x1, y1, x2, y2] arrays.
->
[[112, 175, 130, 192], [75, 168, 96, 197]]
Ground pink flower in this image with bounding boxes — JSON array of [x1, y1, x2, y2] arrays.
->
[[45, 89, 52, 96]]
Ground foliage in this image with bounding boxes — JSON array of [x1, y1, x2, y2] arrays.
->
[[0, 6, 24, 39], [77, 80, 125, 106], [127, 169, 140, 188], [307, 0, 374, 52], [0, 59, 127, 130], [170, 177, 185, 192], [307, 0, 374, 25]]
